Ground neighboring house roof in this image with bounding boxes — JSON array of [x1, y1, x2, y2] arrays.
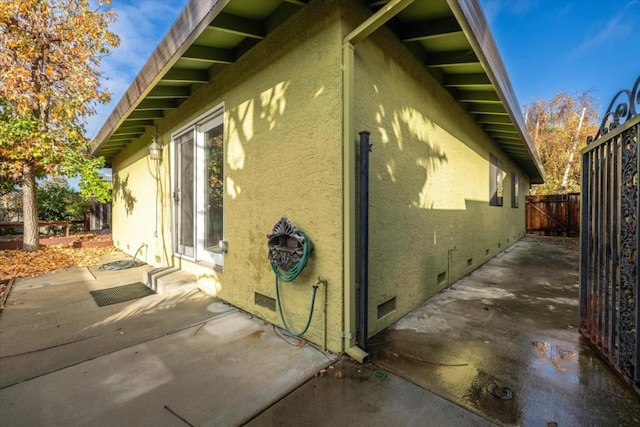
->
[[91, 0, 545, 184]]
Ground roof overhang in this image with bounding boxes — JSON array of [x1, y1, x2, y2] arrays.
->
[[447, 0, 544, 183], [91, 0, 544, 183]]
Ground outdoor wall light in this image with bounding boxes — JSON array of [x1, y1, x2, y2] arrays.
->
[[149, 125, 162, 160]]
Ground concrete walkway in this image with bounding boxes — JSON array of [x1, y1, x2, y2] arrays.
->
[[0, 253, 488, 426], [2, 238, 637, 426], [247, 356, 495, 426], [368, 237, 640, 426], [1, 262, 219, 388], [0, 256, 336, 426]]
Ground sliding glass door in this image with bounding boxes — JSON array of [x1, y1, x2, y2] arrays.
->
[[175, 131, 195, 257], [174, 108, 225, 267]]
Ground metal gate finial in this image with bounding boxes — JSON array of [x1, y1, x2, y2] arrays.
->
[[589, 74, 640, 143]]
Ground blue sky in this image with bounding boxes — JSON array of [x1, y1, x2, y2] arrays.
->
[[480, 0, 640, 111], [86, 0, 187, 137], [86, 0, 640, 137]]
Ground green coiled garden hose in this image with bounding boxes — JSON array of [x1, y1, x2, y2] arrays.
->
[[270, 230, 317, 337]]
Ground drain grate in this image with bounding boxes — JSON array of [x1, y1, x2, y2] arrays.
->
[[90, 282, 155, 307]]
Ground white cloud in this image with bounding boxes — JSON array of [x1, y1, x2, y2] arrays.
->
[[480, 0, 541, 24], [479, 0, 506, 25], [569, 1, 639, 60], [85, 0, 187, 137]]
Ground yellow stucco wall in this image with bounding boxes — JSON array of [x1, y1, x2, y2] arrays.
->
[[344, 1, 531, 336], [111, 0, 345, 353], [110, 0, 537, 353], [110, 133, 164, 266]]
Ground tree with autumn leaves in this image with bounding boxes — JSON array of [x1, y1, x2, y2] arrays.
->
[[525, 92, 599, 195], [0, 0, 119, 251]]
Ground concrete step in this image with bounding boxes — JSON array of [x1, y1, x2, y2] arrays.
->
[[142, 267, 197, 295]]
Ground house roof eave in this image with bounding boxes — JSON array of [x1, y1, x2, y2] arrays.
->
[[92, 0, 546, 185], [447, 0, 545, 183], [90, 0, 231, 161]]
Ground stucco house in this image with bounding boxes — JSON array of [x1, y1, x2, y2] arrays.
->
[[91, 0, 544, 360]]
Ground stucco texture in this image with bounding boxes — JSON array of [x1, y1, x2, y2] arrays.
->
[[112, 0, 345, 353], [110, 133, 166, 266], [110, 0, 535, 353], [345, 2, 530, 336]]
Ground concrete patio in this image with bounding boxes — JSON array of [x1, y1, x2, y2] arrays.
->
[[0, 255, 337, 426], [1, 237, 638, 426], [0, 252, 487, 426], [242, 237, 639, 426]]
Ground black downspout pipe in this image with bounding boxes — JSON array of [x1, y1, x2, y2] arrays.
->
[[358, 130, 371, 351]]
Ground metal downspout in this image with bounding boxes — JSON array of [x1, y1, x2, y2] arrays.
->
[[342, 0, 415, 363], [358, 131, 371, 351]]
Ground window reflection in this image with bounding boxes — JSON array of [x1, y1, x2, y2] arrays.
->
[[204, 124, 224, 251]]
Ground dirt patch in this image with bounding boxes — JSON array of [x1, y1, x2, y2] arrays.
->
[[0, 233, 112, 250], [524, 234, 579, 251]]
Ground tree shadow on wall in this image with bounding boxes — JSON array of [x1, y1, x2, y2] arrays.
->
[[112, 174, 136, 216], [370, 103, 449, 211]]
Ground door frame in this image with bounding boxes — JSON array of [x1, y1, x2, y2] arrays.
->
[[171, 103, 225, 267], [195, 113, 224, 266], [173, 128, 196, 258]]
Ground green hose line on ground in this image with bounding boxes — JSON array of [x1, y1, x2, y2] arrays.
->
[[275, 277, 318, 337], [270, 230, 318, 337], [97, 243, 146, 271]]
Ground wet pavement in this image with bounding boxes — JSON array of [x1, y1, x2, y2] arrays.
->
[[247, 357, 496, 426], [369, 237, 640, 426], [2, 238, 639, 426]]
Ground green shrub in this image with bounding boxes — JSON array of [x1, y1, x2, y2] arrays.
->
[[36, 177, 87, 221]]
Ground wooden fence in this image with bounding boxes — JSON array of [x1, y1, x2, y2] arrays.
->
[[0, 220, 87, 236], [525, 193, 580, 236], [86, 201, 111, 231], [0, 200, 111, 233]]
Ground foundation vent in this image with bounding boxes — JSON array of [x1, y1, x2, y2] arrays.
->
[[437, 271, 447, 285], [467, 258, 473, 267], [255, 292, 276, 311], [377, 297, 396, 319]]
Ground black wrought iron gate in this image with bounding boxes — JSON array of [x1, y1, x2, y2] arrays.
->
[[580, 75, 639, 391]]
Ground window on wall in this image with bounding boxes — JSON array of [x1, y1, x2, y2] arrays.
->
[[511, 173, 519, 208], [489, 153, 504, 206]]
